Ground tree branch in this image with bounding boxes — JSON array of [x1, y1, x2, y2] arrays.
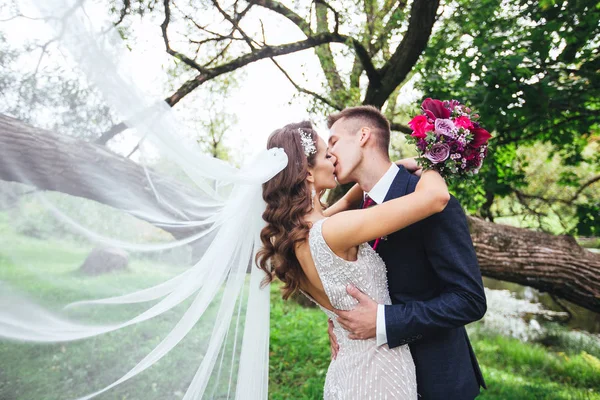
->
[[389, 121, 412, 134], [211, 0, 256, 50], [259, 0, 381, 89], [114, 0, 131, 26], [94, 122, 128, 145], [573, 175, 600, 201], [351, 38, 379, 83], [160, 0, 209, 73], [364, 0, 440, 108], [201, 41, 233, 68], [251, 0, 311, 34], [314, 0, 340, 33], [514, 175, 600, 206], [95, 25, 356, 145], [363, 0, 376, 53], [270, 58, 343, 110], [313, 1, 345, 94], [372, 0, 408, 55], [165, 32, 351, 106]]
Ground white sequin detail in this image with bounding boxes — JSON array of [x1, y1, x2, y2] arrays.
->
[[304, 218, 418, 399]]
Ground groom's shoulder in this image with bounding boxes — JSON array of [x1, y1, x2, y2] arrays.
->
[[405, 172, 420, 194]]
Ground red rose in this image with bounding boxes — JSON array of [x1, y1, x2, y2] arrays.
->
[[422, 98, 451, 120], [463, 147, 477, 161], [408, 115, 434, 138]]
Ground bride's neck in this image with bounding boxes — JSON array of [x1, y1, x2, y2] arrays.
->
[[305, 200, 326, 223]]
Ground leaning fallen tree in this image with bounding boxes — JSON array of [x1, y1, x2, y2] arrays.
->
[[467, 216, 599, 313], [1, 114, 599, 313]]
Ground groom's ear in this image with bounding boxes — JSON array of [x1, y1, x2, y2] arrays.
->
[[358, 127, 372, 148]]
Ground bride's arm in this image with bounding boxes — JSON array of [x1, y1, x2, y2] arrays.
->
[[323, 184, 363, 217], [323, 170, 449, 252], [324, 158, 422, 217], [395, 157, 423, 176]]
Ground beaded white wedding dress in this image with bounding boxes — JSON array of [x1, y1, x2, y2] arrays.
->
[[305, 219, 418, 399]]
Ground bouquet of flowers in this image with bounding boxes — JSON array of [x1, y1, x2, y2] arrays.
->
[[408, 98, 491, 177]]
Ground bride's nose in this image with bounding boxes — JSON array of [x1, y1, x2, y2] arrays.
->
[[328, 152, 337, 165]]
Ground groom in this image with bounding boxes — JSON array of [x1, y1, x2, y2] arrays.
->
[[327, 106, 487, 399]]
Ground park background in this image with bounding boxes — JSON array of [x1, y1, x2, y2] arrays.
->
[[0, 0, 598, 399]]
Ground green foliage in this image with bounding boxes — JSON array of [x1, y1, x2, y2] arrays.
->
[[269, 284, 330, 399], [575, 202, 599, 236], [471, 330, 600, 392], [537, 323, 600, 358], [417, 0, 600, 231], [490, 141, 600, 233]]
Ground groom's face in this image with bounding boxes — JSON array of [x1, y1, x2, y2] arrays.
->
[[328, 119, 362, 184]]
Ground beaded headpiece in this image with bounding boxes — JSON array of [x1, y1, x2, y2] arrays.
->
[[298, 128, 317, 157]]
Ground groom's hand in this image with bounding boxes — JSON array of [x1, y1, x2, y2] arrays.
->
[[336, 285, 377, 340]]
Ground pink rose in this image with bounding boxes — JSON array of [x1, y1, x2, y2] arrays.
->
[[425, 143, 450, 164], [421, 98, 451, 120], [470, 127, 492, 147], [408, 115, 434, 139], [434, 118, 457, 137], [454, 116, 473, 130]]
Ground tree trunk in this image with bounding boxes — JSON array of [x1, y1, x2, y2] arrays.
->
[[363, 0, 440, 108], [468, 216, 600, 313], [1, 114, 599, 313], [0, 114, 216, 240]]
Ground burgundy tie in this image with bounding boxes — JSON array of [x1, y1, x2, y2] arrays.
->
[[362, 195, 381, 250]]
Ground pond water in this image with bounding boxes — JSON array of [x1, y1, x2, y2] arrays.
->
[[484, 277, 600, 334]]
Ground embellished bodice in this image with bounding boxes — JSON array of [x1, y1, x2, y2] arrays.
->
[[303, 218, 417, 399], [306, 219, 392, 343]]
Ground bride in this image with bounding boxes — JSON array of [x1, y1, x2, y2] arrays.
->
[[257, 121, 449, 398], [0, 1, 447, 399]]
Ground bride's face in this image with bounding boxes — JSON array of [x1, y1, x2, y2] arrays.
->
[[309, 137, 337, 192]]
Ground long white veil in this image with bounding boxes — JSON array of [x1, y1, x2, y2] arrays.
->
[[0, 0, 286, 398]]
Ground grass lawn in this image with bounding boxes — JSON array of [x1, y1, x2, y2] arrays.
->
[[268, 284, 600, 400]]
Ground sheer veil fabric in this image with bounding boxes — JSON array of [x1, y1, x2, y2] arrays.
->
[[0, 0, 286, 398]]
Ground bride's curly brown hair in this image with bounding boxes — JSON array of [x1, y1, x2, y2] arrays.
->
[[255, 121, 320, 300]]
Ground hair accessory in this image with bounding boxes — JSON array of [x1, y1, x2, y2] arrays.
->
[[298, 128, 317, 157]]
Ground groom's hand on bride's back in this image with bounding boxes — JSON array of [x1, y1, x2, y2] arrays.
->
[[336, 285, 378, 340], [327, 319, 339, 360]]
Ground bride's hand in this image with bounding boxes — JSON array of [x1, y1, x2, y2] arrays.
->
[[395, 157, 423, 176]]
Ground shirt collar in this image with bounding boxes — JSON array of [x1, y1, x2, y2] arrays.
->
[[366, 163, 399, 204]]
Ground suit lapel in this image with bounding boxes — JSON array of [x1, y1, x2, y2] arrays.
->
[[383, 165, 411, 202]]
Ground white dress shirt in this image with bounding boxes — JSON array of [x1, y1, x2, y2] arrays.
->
[[364, 163, 398, 347]]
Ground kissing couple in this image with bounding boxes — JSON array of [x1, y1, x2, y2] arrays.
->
[[258, 105, 488, 399]]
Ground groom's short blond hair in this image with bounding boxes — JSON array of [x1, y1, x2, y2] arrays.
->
[[327, 105, 391, 154]]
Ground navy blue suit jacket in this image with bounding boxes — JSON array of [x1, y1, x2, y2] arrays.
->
[[375, 166, 487, 399]]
